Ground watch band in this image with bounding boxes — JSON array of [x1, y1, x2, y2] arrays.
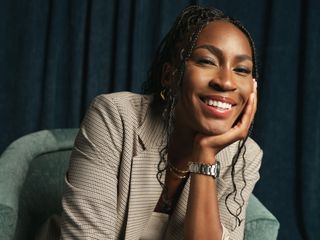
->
[[189, 161, 220, 178]]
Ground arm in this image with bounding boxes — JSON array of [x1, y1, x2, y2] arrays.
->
[[184, 80, 258, 239], [60, 95, 123, 239], [185, 171, 223, 239]]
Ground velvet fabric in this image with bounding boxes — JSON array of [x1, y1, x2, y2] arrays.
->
[[0, 129, 78, 240], [0, 129, 279, 240], [0, 1, 319, 239]]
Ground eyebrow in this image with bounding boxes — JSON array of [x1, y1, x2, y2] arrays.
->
[[194, 44, 253, 62]]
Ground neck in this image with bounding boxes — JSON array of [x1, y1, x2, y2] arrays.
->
[[167, 124, 196, 168]]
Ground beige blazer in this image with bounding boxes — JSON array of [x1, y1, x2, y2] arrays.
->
[[60, 92, 262, 240]]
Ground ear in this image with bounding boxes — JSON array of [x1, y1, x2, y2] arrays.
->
[[161, 63, 174, 88]]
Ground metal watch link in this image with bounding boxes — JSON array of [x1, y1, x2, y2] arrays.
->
[[189, 161, 220, 178]]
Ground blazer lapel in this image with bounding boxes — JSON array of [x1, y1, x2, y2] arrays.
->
[[124, 148, 163, 239], [164, 177, 190, 239], [124, 105, 165, 239]]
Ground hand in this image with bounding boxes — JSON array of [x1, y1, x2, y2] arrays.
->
[[191, 79, 257, 164]]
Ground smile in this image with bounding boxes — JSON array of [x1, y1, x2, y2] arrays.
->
[[200, 95, 236, 118], [204, 99, 232, 110]]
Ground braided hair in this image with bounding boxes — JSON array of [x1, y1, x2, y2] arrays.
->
[[142, 5, 258, 227]]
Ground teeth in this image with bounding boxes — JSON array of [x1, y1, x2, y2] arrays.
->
[[205, 99, 232, 110]]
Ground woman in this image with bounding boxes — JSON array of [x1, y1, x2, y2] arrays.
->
[[60, 5, 260, 240]]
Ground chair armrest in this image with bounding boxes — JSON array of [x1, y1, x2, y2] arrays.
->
[[245, 194, 280, 240]]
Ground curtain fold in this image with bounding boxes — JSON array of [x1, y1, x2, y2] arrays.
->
[[297, 0, 320, 238], [1, 0, 319, 239]]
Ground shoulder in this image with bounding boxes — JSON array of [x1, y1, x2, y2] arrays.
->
[[218, 137, 262, 168], [90, 91, 153, 123], [75, 92, 154, 164], [235, 137, 263, 178], [244, 137, 263, 161], [92, 91, 151, 109]]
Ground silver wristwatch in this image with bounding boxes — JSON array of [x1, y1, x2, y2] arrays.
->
[[189, 161, 220, 178]]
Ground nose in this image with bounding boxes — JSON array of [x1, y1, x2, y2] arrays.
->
[[209, 68, 237, 92]]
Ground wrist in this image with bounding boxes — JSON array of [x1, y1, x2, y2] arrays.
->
[[188, 161, 220, 178]]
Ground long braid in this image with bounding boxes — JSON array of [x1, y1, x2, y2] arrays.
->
[[143, 5, 259, 223]]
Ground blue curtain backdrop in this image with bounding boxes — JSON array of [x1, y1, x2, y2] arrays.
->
[[0, 0, 319, 239]]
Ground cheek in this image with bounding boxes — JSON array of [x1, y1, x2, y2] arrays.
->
[[180, 74, 198, 99], [182, 66, 208, 93]]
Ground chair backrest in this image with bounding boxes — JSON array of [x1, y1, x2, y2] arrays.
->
[[0, 129, 279, 240], [0, 129, 78, 240]]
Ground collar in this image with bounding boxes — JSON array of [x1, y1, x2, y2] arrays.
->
[[136, 95, 166, 150]]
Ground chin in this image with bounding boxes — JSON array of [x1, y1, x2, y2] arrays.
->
[[199, 115, 239, 136], [202, 124, 232, 136]]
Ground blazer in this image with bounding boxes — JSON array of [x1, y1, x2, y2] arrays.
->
[[60, 92, 262, 240]]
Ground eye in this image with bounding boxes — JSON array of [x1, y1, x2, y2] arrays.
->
[[197, 58, 216, 66], [234, 66, 252, 75]]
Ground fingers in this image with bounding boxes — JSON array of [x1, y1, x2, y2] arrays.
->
[[236, 78, 257, 130], [196, 125, 245, 156], [250, 79, 258, 123]]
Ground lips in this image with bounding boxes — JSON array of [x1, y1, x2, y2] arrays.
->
[[200, 95, 237, 118]]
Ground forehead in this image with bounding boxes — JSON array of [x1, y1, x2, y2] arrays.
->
[[195, 20, 252, 56]]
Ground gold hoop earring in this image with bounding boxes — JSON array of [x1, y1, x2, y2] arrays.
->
[[160, 89, 166, 101]]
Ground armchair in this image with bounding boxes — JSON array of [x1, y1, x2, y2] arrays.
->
[[0, 129, 280, 239]]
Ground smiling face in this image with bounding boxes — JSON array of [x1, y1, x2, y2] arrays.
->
[[172, 20, 254, 136]]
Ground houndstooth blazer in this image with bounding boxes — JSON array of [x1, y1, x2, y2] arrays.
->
[[60, 92, 262, 240]]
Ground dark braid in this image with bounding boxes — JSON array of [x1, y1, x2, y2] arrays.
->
[[142, 5, 258, 226]]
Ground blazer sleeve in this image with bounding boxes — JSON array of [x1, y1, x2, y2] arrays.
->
[[60, 95, 123, 239], [220, 145, 263, 240]]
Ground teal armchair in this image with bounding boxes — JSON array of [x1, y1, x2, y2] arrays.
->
[[0, 129, 280, 240]]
